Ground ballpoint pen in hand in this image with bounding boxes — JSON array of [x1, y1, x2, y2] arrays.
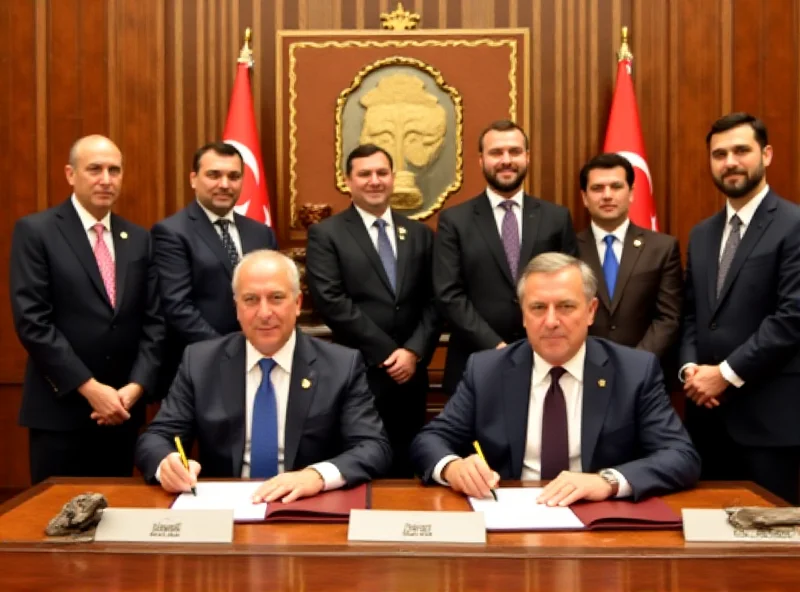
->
[[174, 435, 197, 496]]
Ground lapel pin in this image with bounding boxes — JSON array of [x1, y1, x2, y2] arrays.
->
[[301, 378, 311, 389], [598, 379, 607, 388], [398, 227, 407, 241], [120, 231, 128, 239], [633, 238, 642, 248]]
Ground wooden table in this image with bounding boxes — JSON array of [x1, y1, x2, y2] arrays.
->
[[0, 479, 798, 591]]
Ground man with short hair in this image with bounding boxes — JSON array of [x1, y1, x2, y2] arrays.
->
[[10, 135, 164, 483], [151, 141, 277, 397], [680, 112, 800, 504], [576, 153, 682, 370], [433, 120, 578, 396], [306, 144, 440, 477], [412, 253, 699, 503], [136, 250, 391, 502]]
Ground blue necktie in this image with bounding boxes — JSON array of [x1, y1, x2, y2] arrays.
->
[[374, 219, 397, 292], [250, 358, 279, 479], [602, 235, 619, 299]]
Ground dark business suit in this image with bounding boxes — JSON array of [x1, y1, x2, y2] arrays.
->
[[433, 192, 578, 394], [305, 206, 440, 477], [10, 199, 164, 483], [135, 331, 392, 484], [578, 223, 682, 375], [151, 199, 277, 397], [680, 189, 800, 503], [411, 338, 700, 500]]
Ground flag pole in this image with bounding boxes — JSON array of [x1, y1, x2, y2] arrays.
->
[[238, 27, 254, 66], [617, 26, 633, 62]]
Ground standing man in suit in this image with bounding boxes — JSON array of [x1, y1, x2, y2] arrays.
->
[[136, 250, 391, 502], [576, 153, 682, 369], [680, 112, 800, 504], [434, 120, 578, 395], [305, 144, 440, 477], [412, 253, 700, 502], [151, 142, 277, 396], [10, 135, 164, 484]]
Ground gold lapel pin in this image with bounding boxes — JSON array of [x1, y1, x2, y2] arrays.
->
[[633, 238, 642, 248], [598, 379, 607, 388], [398, 227, 407, 241], [301, 378, 311, 389], [120, 231, 128, 239]]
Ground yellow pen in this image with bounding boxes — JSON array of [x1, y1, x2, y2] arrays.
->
[[174, 436, 197, 496], [472, 440, 498, 501]]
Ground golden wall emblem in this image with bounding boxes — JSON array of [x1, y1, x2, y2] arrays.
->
[[336, 57, 463, 220]]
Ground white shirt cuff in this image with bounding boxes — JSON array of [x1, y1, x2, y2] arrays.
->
[[155, 463, 162, 483], [432, 455, 461, 486], [678, 363, 697, 383], [720, 360, 744, 388], [609, 469, 632, 498], [309, 462, 345, 491]]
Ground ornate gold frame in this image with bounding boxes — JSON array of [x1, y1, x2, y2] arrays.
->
[[276, 30, 530, 241], [334, 56, 463, 220]]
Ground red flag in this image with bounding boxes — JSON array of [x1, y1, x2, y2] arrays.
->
[[223, 62, 273, 227], [603, 58, 658, 231]]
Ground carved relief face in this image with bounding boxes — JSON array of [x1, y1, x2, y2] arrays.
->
[[359, 74, 446, 171]]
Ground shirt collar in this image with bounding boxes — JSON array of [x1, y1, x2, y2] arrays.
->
[[485, 187, 524, 211], [196, 199, 236, 226], [725, 184, 769, 228], [245, 329, 297, 375], [590, 218, 630, 246], [71, 194, 112, 231], [532, 342, 586, 386], [353, 203, 393, 230]]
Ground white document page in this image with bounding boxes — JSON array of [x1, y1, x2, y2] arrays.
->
[[469, 487, 585, 530], [172, 481, 267, 522]]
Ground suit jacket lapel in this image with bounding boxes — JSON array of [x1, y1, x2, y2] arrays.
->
[[518, 194, 543, 275], [580, 339, 613, 472], [704, 210, 726, 312], [391, 210, 409, 297], [110, 214, 129, 313], [714, 192, 776, 313], [284, 331, 318, 471], [235, 213, 261, 255], [220, 335, 248, 477], [609, 224, 645, 314], [578, 228, 611, 310], [502, 342, 534, 478], [473, 194, 516, 287], [188, 200, 235, 277], [55, 200, 113, 308], [343, 206, 395, 295]]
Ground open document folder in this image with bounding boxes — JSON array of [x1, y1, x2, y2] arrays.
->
[[469, 487, 681, 531], [172, 481, 369, 523]]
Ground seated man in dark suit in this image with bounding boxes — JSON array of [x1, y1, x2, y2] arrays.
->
[[136, 250, 391, 503], [411, 253, 700, 504]]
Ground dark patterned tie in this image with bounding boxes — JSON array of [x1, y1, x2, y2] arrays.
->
[[541, 366, 569, 480], [374, 219, 397, 292], [717, 214, 742, 298], [250, 358, 279, 479], [499, 201, 520, 281], [214, 219, 240, 267]]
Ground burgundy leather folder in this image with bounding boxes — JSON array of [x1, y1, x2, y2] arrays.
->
[[569, 497, 682, 530], [260, 483, 370, 523]]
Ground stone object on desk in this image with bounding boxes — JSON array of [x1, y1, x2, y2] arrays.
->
[[44, 492, 108, 541], [726, 506, 800, 529]]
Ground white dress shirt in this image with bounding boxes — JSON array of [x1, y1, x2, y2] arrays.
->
[[485, 187, 524, 239], [353, 204, 397, 256], [158, 331, 345, 490], [591, 218, 630, 266], [680, 184, 770, 388], [71, 194, 115, 260], [197, 200, 243, 258], [433, 344, 632, 497]]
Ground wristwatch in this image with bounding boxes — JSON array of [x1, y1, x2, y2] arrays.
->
[[598, 469, 620, 497]]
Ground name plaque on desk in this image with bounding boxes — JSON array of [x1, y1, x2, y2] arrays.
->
[[94, 508, 234, 544], [348, 510, 486, 544]]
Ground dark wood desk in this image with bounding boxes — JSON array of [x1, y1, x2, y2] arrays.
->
[[0, 480, 798, 591]]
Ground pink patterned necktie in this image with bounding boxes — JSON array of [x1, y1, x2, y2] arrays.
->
[[92, 223, 116, 307]]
